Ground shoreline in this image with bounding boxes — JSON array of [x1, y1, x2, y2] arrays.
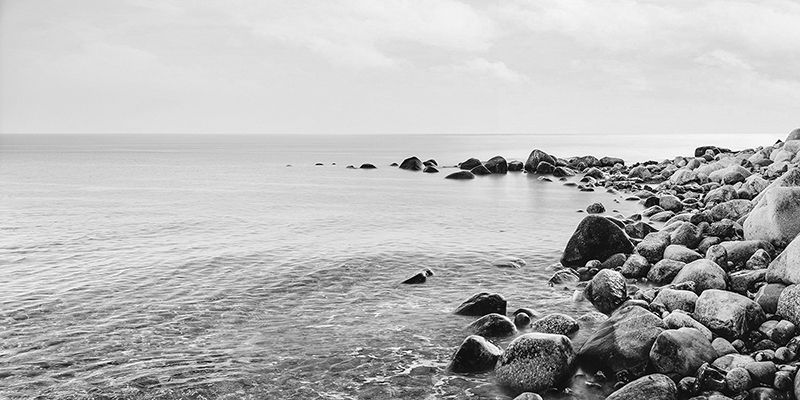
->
[[406, 128, 800, 399]]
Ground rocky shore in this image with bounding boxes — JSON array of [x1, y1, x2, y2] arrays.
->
[[408, 128, 800, 399]]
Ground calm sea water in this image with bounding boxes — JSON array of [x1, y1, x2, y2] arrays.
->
[[0, 133, 774, 399]]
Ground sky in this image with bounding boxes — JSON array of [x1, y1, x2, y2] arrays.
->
[[1, 0, 798, 135]]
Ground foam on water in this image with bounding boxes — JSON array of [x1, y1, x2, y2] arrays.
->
[[0, 133, 773, 399]]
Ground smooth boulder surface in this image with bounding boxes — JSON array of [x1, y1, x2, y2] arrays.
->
[[467, 313, 517, 338], [495, 333, 576, 393], [620, 254, 651, 279], [719, 240, 774, 266], [578, 304, 666, 378], [662, 245, 703, 263], [605, 374, 677, 400], [648, 259, 686, 284], [777, 284, 800, 326], [449, 335, 503, 373], [459, 158, 482, 170], [694, 289, 766, 339], [508, 160, 524, 172], [636, 232, 672, 263], [744, 187, 800, 248], [560, 216, 634, 269], [650, 327, 717, 377], [524, 149, 557, 173], [766, 234, 800, 285], [485, 156, 508, 174], [662, 310, 712, 341], [445, 171, 475, 180], [454, 293, 507, 316], [583, 269, 627, 314], [399, 156, 423, 171], [670, 259, 728, 293], [470, 165, 492, 176], [653, 288, 697, 313]]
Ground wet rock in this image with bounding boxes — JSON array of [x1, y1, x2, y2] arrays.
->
[[508, 160, 524, 172], [601, 253, 628, 270], [694, 289, 766, 339], [625, 221, 658, 240], [467, 313, 517, 338], [484, 156, 508, 174], [745, 361, 776, 386], [696, 362, 727, 391], [586, 202, 605, 214], [553, 166, 575, 177], [492, 256, 526, 269], [663, 245, 703, 263], [560, 216, 634, 269], [584, 167, 605, 179], [470, 164, 492, 176], [495, 333, 576, 393], [605, 373, 677, 400], [578, 304, 666, 378], [445, 171, 475, 180], [600, 156, 625, 167], [454, 293, 506, 316], [766, 235, 800, 285], [671, 259, 728, 293], [650, 327, 717, 377], [399, 156, 423, 171], [584, 269, 628, 314], [423, 166, 439, 173], [449, 335, 503, 373], [758, 320, 795, 345], [713, 353, 756, 372], [459, 158, 482, 170], [514, 313, 532, 329], [621, 254, 651, 279], [530, 313, 579, 336], [524, 150, 557, 173], [536, 161, 556, 174], [637, 232, 672, 263], [648, 259, 686, 285], [359, 163, 377, 169], [548, 268, 580, 286], [746, 249, 771, 270], [402, 269, 434, 284], [744, 187, 800, 248], [654, 289, 698, 313], [423, 159, 437, 167]]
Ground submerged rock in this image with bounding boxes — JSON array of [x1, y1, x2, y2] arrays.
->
[[449, 335, 503, 373], [467, 313, 517, 338], [495, 333, 576, 393], [445, 171, 475, 180], [454, 293, 507, 316], [399, 156, 423, 171]]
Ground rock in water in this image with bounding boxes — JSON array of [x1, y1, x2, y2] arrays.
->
[[449, 335, 503, 373], [584, 269, 627, 314], [459, 157, 482, 170], [471, 164, 492, 176], [605, 374, 677, 400], [650, 327, 717, 377], [492, 256, 526, 268], [467, 313, 517, 338], [445, 171, 475, 180], [766, 234, 800, 285], [560, 216, 634, 269], [694, 289, 766, 339], [524, 149, 557, 173], [423, 166, 439, 173], [578, 304, 666, 378], [530, 313, 579, 336], [485, 156, 508, 174], [744, 187, 800, 248], [508, 160, 524, 172], [399, 156, 423, 171], [454, 293, 507, 316], [586, 202, 605, 214], [495, 333, 576, 393]]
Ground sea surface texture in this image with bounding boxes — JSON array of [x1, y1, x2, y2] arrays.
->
[[0, 134, 772, 399]]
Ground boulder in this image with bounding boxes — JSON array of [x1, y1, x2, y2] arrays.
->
[[719, 240, 774, 267], [621, 254, 651, 279], [399, 156, 423, 171], [663, 245, 703, 263], [710, 200, 754, 222], [671, 259, 728, 293], [636, 232, 672, 263], [653, 288, 698, 313], [454, 293, 506, 316], [445, 171, 475, 180], [752, 168, 800, 203], [788, 128, 800, 141], [560, 216, 634, 269], [584, 269, 628, 314], [459, 158, 482, 170], [754, 283, 786, 314], [709, 165, 751, 185], [605, 373, 677, 400], [552, 166, 575, 177], [662, 310, 712, 341], [669, 222, 703, 249], [600, 156, 625, 167], [776, 284, 800, 326], [694, 289, 766, 339], [648, 259, 686, 284], [712, 337, 737, 356], [508, 160, 524, 172], [467, 313, 517, 338], [484, 156, 508, 174], [705, 185, 738, 205], [660, 195, 684, 212], [712, 353, 756, 372], [524, 150, 556, 173], [728, 269, 766, 294], [650, 327, 717, 377], [744, 187, 800, 247], [586, 202, 605, 214], [625, 221, 658, 240], [670, 168, 697, 185], [630, 165, 653, 180], [495, 333, 576, 393], [449, 335, 503, 373], [530, 313, 579, 336], [766, 234, 800, 285], [578, 304, 666, 378], [535, 161, 555, 174], [423, 166, 439, 173]]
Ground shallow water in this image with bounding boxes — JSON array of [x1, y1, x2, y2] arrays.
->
[[0, 133, 775, 399]]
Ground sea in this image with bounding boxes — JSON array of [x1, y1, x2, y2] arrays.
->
[[0, 133, 776, 399]]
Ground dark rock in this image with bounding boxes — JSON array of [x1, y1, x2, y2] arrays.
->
[[662, 310, 712, 341], [454, 293, 506, 316], [467, 313, 517, 338], [586, 202, 605, 214], [719, 240, 774, 267], [601, 253, 628, 270], [625, 221, 658, 240], [600, 156, 625, 167], [449, 335, 503, 373], [485, 156, 508, 174], [399, 156, 423, 171], [389, 162, 399, 167], [423, 166, 439, 173], [636, 232, 672, 263], [561, 216, 634, 269], [653, 288, 697, 313], [754, 283, 786, 314], [696, 362, 727, 392], [508, 160, 524, 172], [584, 269, 628, 314], [495, 333, 576, 393], [553, 166, 575, 177], [694, 289, 766, 339], [725, 367, 752, 392], [548, 268, 580, 286], [423, 159, 437, 167], [670, 222, 703, 249], [621, 254, 650, 279], [744, 361, 776, 386], [514, 313, 532, 329], [650, 327, 717, 377], [729, 269, 766, 294], [648, 259, 686, 285], [536, 161, 555, 174], [470, 164, 492, 175], [359, 163, 376, 169], [524, 149, 557, 173], [605, 373, 677, 400], [459, 158, 482, 170], [402, 272, 428, 284], [445, 171, 475, 180]]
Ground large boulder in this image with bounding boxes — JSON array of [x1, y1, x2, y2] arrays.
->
[[445, 171, 475, 180], [454, 293, 506, 316], [709, 165, 751, 185], [578, 304, 666, 378], [650, 327, 717, 377], [662, 245, 702, 263], [467, 313, 517, 338], [710, 199, 753, 222], [752, 168, 800, 204], [777, 284, 800, 326], [508, 160, 524, 172], [636, 232, 671, 263], [399, 156, 423, 171], [662, 310, 712, 341], [459, 157, 482, 170], [653, 288, 697, 313], [694, 289, 766, 339], [670, 259, 728, 293], [495, 333, 576, 393], [788, 128, 800, 141], [449, 335, 503, 373], [744, 187, 800, 248], [560, 216, 634, 269], [584, 269, 628, 314], [524, 150, 556, 173], [719, 240, 774, 266], [766, 234, 800, 285], [485, 156, 508, 174], [605, 374, 677, 400]]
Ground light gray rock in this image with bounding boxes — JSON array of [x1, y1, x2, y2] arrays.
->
[[766, 234, 800, 285], [636, 232, 672, 263], [663, 245, 703, 263], [776, 284, 800, 326], [710, 199, 753, 222], [755, 283, 787, 314], [694, 289, 766, 339], [669, 222, 703, 249], [621, 254, 651, 279], [744, 187, 800, 248], [648, 259, 686, 285], [719, 240, 774, 267], [671, 259, 728, 293], [712, 337, 737, 357], [653, 288, 698, 313], [495, 333, 576, 393], [663, 310, 712, 341], [530, 313, 579, 336]]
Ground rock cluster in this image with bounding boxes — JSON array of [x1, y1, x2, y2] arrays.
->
[[444, 128, 800, 398]]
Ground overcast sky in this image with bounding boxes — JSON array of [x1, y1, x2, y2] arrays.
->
[[1, 0, 798, 135]]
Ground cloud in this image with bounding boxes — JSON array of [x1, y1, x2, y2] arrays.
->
[[695, 49, 753, 71], [437, 58, 530, 83]]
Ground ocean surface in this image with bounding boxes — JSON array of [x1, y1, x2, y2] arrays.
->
[[0, 133, 776, 399]]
